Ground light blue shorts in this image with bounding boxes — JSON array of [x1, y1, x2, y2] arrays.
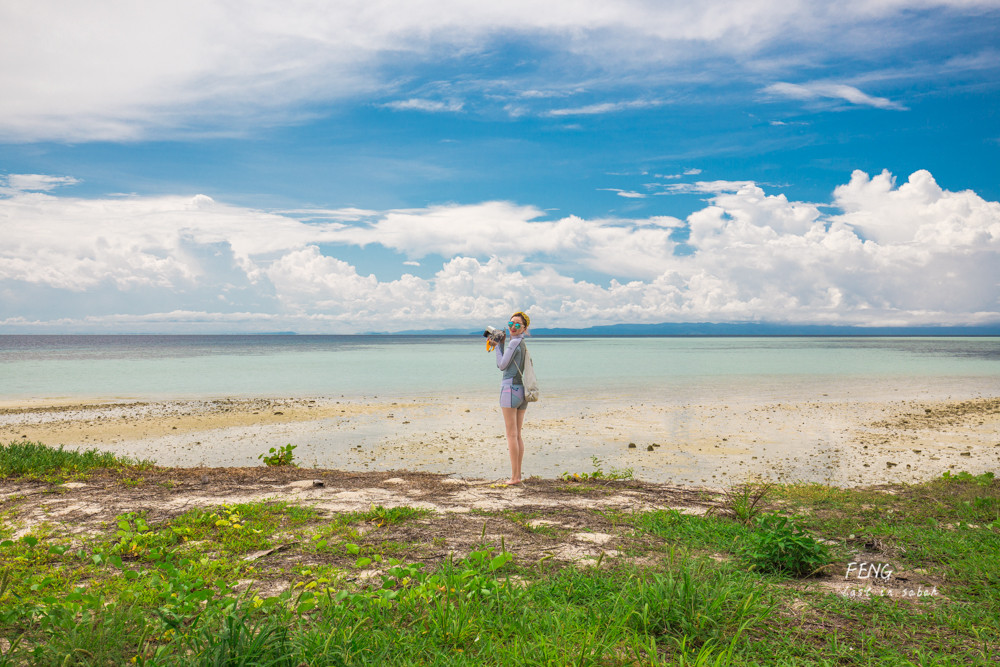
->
[[500, 381, 527, 410]]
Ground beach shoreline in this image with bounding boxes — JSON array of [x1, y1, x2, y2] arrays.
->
[[2, 393, 998, 488]]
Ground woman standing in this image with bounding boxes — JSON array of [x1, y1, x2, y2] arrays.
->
[[495, 311, 530, 485]]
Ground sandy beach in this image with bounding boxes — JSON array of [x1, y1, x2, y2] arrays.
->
[[2, 392, 998, 487]]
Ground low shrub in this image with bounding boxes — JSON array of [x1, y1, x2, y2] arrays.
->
[[738, 513, 830, 577], [258, 444, 297, 467]]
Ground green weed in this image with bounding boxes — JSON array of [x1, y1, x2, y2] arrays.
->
[[258, 443, 297, 467]]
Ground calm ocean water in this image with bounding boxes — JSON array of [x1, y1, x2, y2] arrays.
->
[[2, 335, 999, 403]]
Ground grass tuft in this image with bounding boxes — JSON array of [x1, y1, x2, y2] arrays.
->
[[719, 480, 774, 526], [0, 440, 154, 480]]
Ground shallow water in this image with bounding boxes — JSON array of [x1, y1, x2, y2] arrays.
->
[[3, 335, 999, 403]]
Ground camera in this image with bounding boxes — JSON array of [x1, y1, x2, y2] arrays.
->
[[483, 326, 506, 344]]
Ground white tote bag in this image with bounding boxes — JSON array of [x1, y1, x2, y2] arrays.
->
[[516, 344, 539, 402]]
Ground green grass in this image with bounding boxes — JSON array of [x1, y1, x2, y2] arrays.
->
[[0, 440, 154, 480], [1, 470, 998, 665], [109, 501, 323, 558], [631, 508, 750, 553]]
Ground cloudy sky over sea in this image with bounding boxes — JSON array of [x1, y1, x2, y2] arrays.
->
[[2, 1, 998, 333]]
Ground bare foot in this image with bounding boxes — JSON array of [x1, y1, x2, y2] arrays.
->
[[505, 479, 521, 486]]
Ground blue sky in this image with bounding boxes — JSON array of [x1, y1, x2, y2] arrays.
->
[[1, 0, 999, 333]]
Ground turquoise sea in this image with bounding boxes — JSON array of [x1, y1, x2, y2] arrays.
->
[[2, 335, 1000, 403]]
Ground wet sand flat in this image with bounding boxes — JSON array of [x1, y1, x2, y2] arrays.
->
[[2, 392, 998, 488]]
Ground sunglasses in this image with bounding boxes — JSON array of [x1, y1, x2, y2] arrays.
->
[[508, 321, 523, 329]]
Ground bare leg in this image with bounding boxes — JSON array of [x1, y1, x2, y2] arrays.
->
[[515, 408, 526, 479], [502, 406, 522, 484]]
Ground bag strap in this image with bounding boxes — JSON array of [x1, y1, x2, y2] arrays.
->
[[512, 340, 526, 377]]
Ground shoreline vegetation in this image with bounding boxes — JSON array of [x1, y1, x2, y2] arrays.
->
[[1, 442, 998, 665]]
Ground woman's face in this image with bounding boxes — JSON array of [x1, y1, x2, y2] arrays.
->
[[508, 316, 526, 335]]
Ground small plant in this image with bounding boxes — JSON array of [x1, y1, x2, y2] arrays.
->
[[110, 511, 192, 558], [352, 504, 431, 527], [720, 480, 774, 525], [561, 456, 633, 482], [739, 513, 831, 577], [258, 444, 297, 467]]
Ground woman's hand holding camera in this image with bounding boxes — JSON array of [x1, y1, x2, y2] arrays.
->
[[483, 325, 505, 351]]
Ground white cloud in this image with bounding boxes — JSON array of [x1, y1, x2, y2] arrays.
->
[[659, 180, 757, 195], [635, 216, 686, 229], [652, 168, 702, 181], [546, 99, 663, 116], [0, 192, 349, 291], [598, 188, 647, 199], [832, 169, 1000, 246], [763, 82, 907, 110], [2, 174, 80, 194], [3, 1, 980, 140], [381, 98, 464, 113], [2, 168, 999, 331]]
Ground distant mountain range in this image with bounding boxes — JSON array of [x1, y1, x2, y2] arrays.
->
[[374, 322, 1000, 336]]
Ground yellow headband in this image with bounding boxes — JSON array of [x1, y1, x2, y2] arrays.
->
[[512, 311, 530, 328]]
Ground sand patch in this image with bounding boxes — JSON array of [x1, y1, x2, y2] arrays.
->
[[2, 394, 999, 487], [0, 397, 412, 448]]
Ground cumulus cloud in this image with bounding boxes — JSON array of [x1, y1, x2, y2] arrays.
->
[[764, 82, 907, 110], [0, 190, 349, 292], [833, 169, 1000, 246], [2, 169, 998, 331]]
